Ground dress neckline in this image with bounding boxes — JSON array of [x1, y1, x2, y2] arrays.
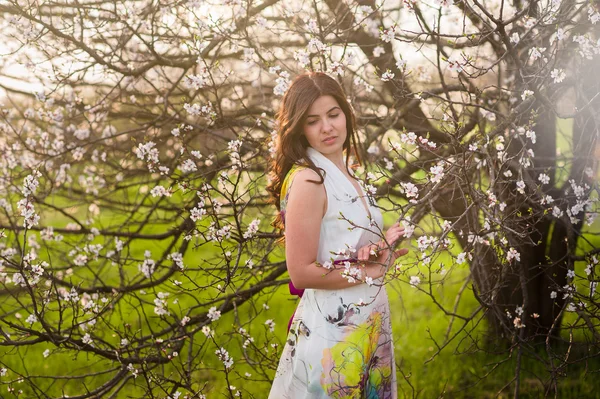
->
[[306, 147, 373, 219]]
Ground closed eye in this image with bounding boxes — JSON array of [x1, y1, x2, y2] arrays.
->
[[306, 113, 340, 125]]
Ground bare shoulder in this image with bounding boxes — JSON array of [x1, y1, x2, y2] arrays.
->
[[287, 168, 327, 212], [294, 167, 323, 183], [291, 168, 325, 194]]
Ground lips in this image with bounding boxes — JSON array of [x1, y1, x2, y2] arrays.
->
[[322, 136, 337, 144]]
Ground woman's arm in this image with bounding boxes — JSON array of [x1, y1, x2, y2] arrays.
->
[[285, 168, 388, 290]]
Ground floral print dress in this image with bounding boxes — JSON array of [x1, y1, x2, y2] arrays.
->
[[269, 147, 396, 399]]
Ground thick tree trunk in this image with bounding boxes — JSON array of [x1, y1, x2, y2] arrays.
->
[[494, 28, 599, 342]]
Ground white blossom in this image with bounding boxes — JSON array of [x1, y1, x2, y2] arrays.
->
[[515, 305, 524, 316], [138, 259, 156, 278], [17, 199, 40, 228], [294, 49, 310, 68], [127, 363, 139, 378], [510, 32, 520, 44], [380, 25, 398, 43], [73, 254, 88, 266], [589, 8, 600, 24], [401, 219, 415, 238], [554, 28, 567, 43], [429, 164, 445, 184], [456, 252, 469, 265], [305, 19, 318, 34], [264, 319, 275, 332], [243, 219, 261, 239], [74, 128, 90, 140], [153, 292, 170, 316], [409, 275, 421, 287], [202, 325, 214, 337], [325, 61, 344, 76], [208, 306, 221, 321], [178, 159, 198, 173], [168, 252, 185, 270], [552, 206, 563, 218], [22, 171, 42, 196], [184, 73, 209, 90], [307, 38, 328, 54], [82, 333, 93, 345], [528, 47, 546, 61], [380, 69, 395, 82], [538, 173, 550, 185], [396, 57, 407, 70], [506, 247, 520, 263], [400, 132, 417, 145], [135, 142, 159, 163], [516, 180, 526, 194], [513, 317, 525, 329], [400, 182, 419, 200], [191, 201, 206, 221], [550, 68, 566, 83], [216, 347, 233, 368], [151, 186, 172, 198], [273, 70, 291, 96], [521, 90, 534, 101], [340, 262, 363, 284]]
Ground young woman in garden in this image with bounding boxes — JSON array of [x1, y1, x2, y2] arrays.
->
[[267, 72, 408, 398]]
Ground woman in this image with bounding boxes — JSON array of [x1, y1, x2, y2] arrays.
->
[[267, 72, 407, 398]]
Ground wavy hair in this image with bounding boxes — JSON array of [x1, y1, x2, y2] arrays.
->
[[266, 72, 361, 228]]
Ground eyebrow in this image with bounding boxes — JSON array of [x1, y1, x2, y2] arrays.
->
[[306, 106, 341, 118]]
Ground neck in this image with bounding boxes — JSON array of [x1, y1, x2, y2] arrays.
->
[[322, 151, 346, 172]]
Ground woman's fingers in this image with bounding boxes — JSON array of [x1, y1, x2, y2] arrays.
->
[[386, 231, 405, 246], [357, 243, 378, 261], [394, 248, 409, 258], [385, 225, 405, 244], [361, 224, 408, 265], [357, 246, 368, 261]]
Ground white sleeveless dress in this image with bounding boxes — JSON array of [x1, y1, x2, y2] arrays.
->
[[269, 147, 397, 398]]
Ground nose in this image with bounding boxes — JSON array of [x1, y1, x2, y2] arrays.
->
[[322, 118, 334, 133]]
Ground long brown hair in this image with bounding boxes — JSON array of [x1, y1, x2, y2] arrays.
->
[[267, 72, 361, 226]]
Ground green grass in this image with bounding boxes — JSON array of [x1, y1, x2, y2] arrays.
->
[[2, 243, 599, 398]]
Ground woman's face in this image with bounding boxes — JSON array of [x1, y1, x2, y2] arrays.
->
[[302, 95, 347, 158]]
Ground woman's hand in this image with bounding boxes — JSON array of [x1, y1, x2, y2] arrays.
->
[[357, 222, 409, 279]]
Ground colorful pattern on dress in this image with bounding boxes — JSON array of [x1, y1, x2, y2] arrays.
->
[[279, 164, 306, 226], [321, 310, 395, 398], [280, 164, 307, 333], [269, 147, 396, 399]]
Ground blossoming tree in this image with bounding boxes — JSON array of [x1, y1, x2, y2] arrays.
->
[[0, 0, 598, 397]]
